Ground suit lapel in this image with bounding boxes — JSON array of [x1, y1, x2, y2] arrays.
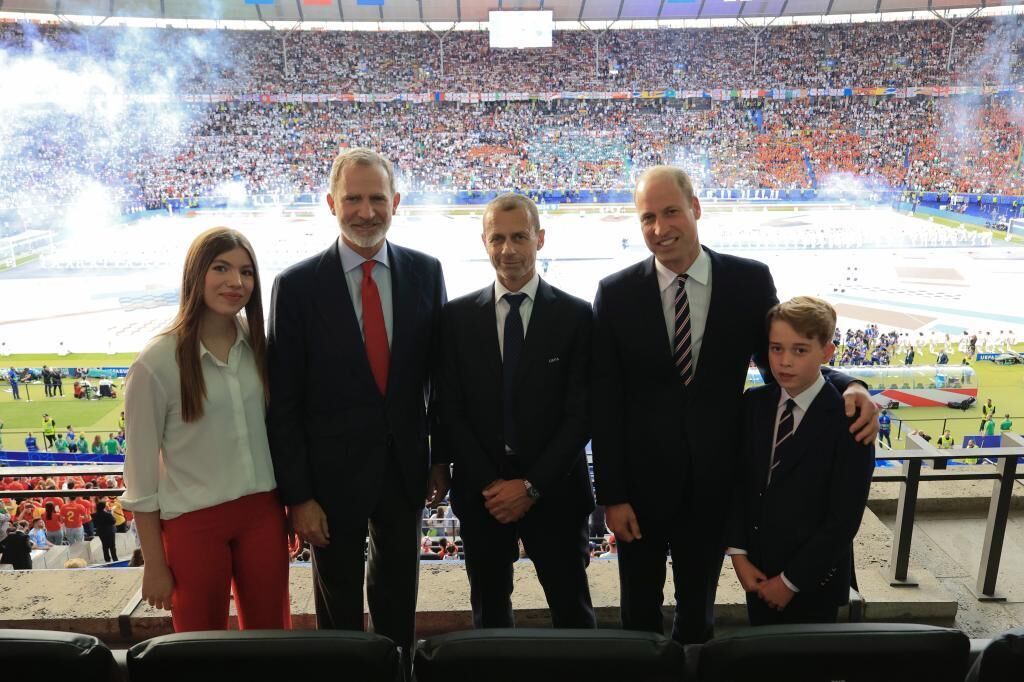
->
[[517, 278, 556, 385], [387, 243, 421, 396], [475, 285, 503, 380], [755, 386, 781, 491], [637, 257, 675, 372], [770, 383, 842, 485], [693, 247, 725, 388], [313, 243, 378, 390]]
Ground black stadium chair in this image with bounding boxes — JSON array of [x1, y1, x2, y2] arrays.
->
[[414, 628, 686, 682], [696, 623, 969, 682], [966, 626, 1024, 682], [0, 629, 117, 680], [127, 630, 402, 682]]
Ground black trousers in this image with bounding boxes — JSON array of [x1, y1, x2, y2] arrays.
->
[[746, 590, 839, 626], [310, 463, 421, 658], [616, 510, 724, 645], [99, 530, 118, 563], [458, 494, 595, 629]]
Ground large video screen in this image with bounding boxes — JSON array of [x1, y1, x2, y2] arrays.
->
[[488, 11, 553, 49]]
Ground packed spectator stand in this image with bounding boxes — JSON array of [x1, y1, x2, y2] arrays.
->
[[2, 16, 1024, 222]]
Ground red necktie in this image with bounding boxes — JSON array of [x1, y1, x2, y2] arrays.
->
[[361, 260, 389, 395]]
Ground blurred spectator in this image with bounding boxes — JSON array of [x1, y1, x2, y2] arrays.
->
[[0, 520, 32, 569]]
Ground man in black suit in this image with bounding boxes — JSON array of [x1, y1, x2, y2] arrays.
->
[[591, 165, 879, 644], [441, 193, 595, 628], [267, 148, 449, 658]]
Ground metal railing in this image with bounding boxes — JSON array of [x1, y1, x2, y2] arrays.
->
[[875, 432, 1024, 600], [892, 415, 1020, 442], [4, 436, 1024, 600]]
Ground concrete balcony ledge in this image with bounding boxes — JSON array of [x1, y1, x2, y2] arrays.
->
[[0, 507, 959, 645]]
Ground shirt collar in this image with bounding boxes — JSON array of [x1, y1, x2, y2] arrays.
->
[[655, 247, 710, 293], [338, 237, 389, 273], [779, 372, 826, 413], [198, 317, 250, 361], [495, 272, 540, 303]]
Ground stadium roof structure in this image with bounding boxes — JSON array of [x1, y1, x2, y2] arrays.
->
[[0, 0, 1007, 24]]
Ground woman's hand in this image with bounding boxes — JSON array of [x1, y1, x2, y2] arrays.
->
[[142, 562, 174, 611]]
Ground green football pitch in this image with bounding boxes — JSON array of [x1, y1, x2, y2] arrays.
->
[[0, 354, 135, 443], [0, 348, 1021, 449]]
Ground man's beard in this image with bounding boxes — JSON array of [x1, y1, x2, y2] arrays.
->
[[341, 220, 389, 249]]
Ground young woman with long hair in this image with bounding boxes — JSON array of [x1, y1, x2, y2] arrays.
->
[[122, 227, 290, 632]]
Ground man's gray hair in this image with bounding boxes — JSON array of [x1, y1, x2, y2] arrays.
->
[[328, 148, 396, 196], [483, 193, 541, 233]]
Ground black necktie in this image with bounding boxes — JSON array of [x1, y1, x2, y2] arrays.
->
[[673, 275, 694, 386], [503, 293, 526, 452], [768, 399, 797, 486]]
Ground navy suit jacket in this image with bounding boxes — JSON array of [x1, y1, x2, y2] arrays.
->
[[729, 378, 872, 602], [726, 383, 875, 605], [266, 240, 446, 521], [440, 278, 594, 521]]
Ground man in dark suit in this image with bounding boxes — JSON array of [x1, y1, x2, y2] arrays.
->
[[727, 296, 875, 625], [441, 193, 596, 628], [591, 165, 879, 644], [267, 148, 449, 658]]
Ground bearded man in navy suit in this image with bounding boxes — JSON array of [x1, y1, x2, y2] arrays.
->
[[267, 148, 449, 660]]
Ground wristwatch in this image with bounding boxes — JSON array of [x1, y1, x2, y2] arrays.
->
[[523, 479, 541, 501]]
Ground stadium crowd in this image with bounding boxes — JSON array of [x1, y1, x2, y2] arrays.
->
[[2, 17, 1023, 92], [3, 96, 1024, 213], [0, 474, 132, 568], [3, 17, 1024, 213]]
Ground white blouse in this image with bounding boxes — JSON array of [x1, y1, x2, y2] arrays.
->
[[121, 323, 277, 520]]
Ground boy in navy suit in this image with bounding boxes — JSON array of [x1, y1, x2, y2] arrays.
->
[[727, 297, 875, 625]]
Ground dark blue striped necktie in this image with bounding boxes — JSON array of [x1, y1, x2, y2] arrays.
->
[[767, 399, 797, 486], [673, 275, 694, 386]]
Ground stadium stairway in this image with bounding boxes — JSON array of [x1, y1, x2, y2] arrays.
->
[[803, 147, 818, 189]]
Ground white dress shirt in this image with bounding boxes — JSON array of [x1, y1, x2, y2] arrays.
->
[[494, 272, 540, 357], [121, 321, 277, 520], [655, 248, 711, 370], [727, 373, 827, 592], [339, 237, 394, 345]]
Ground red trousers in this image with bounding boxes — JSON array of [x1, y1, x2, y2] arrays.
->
[[162, 490, 292, 632]]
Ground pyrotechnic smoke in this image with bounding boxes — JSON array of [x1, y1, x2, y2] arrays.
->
[[0, 21, 234, 238]]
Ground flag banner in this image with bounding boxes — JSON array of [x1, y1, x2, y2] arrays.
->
[[303, 0, 333, 4], [170, 86, 1012, 105], [244, 0, 275, 5]]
